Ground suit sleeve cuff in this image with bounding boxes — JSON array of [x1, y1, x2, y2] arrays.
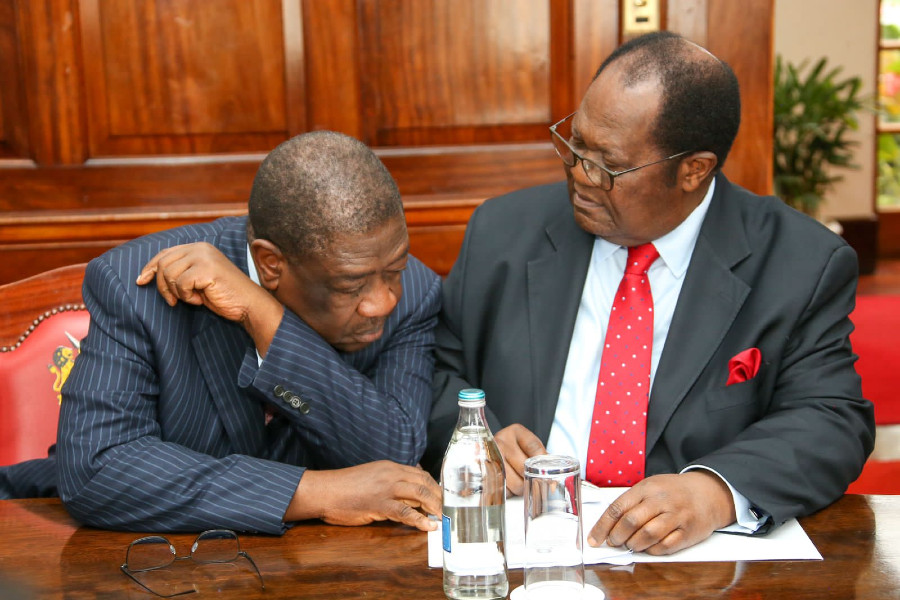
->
[[681, 465, 768, 533]]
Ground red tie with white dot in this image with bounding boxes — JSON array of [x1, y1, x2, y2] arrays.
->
[[586, 243, 659, 487]]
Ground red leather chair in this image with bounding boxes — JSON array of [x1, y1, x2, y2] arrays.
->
[[0, 264, 89, 466]]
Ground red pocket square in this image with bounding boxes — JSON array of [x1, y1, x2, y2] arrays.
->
[[726, 347, 761, 386]]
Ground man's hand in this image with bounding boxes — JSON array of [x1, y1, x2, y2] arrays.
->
[[586, 471, 736, 555], [494, 424, 547, 496], [286, 461, 442, 532], [136, 243, 283, 355]]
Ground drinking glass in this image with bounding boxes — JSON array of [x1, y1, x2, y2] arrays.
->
[[522, 455, 584, 597]]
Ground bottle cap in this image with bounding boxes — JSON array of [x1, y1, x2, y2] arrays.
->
[[458, 388, 486, 406]]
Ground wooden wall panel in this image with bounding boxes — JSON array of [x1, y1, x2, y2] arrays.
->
[[15, 0, 86, 165], [0, 0, 24, 158], [301, 0, 362, 137], [707, 0, 774, 195], [79, 0, 290, 156], [668, 0, 708, 48], [357, 0, 553, 146], [572, 0, 619, 104]]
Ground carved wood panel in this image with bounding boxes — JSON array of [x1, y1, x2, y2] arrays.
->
[[356, 0, 552, 146], [79, 0, 294, 156], [0, 2, 36, 160]]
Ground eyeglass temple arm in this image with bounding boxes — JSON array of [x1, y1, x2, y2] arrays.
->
[[239, 551, 266, 589], [120, 565, 198, 598]]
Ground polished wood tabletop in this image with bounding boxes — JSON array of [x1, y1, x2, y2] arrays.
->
[[0, 495, 897, 599]]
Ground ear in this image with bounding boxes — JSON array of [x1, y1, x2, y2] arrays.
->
[[249, 239, 286, 291], [679, 151, 718, 193]]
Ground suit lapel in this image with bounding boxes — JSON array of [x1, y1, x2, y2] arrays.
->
[[192, 219, 267, 456], [192, 317, 265, 455], [646, 175, 751, 453], [527, 211, 594, 440]]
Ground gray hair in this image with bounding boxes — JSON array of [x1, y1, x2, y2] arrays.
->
[[248, 131, 404, 259]]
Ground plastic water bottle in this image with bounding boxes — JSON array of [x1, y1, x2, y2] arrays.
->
[[441, 388, 509, 599]]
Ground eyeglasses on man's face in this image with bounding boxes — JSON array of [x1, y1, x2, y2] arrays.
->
[[549, 112, 693, 191], [121, 529, 265, 598]]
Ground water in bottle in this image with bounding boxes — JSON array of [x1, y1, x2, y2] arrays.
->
[[441, 388, 509, 599]]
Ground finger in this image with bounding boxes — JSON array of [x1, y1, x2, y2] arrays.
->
[[391, 501, 438, 531], [393, 467, 442, 517], [136, 247, 180, 286], [413, 477, 443, 518], [587, 489, 644, 547], [641, 524, 689, 556], [147, 249, 192, 306], [135, 264, 158, 286], [495, 439, 527, 495], [513, 426, 547, 459], [155, 269, 183, 307], [505, 456, 526, 496], [171, 267, 209, 306], [620, 511, 678, 553], [605, 498, 662, 549], [495, 425, 544, 496]]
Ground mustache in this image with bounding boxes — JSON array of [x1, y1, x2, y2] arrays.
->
[[356, 319, 386, 335]]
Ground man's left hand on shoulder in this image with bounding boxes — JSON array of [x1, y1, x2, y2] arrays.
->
[[587, 470, 736, 555]]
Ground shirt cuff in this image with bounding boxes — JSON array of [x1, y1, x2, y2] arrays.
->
[[681, 465, 767, 533]]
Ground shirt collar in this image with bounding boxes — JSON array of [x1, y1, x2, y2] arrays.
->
[[246, 244, 261, 285], [594, 177, 716, 278]]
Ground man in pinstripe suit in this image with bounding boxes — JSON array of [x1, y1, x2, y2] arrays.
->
[[50, 131, 442, 534]]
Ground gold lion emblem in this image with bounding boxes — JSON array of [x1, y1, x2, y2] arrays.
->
[[48, 332, 81, 404]]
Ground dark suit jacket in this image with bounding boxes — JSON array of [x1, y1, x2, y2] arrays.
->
[[56, 216, 441, 534], [425, 175, 875, 529]]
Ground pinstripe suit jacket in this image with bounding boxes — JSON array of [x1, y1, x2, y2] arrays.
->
[[56, 216, 441, 534]]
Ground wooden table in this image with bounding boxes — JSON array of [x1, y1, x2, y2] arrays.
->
[[0, 495, 897, 599]]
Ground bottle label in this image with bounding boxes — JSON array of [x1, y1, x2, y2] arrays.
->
[[442, 514, 451, 552]]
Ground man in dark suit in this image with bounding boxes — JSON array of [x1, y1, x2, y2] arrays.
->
[[54, 131, 442, 534], [425, 32, 874, 554]]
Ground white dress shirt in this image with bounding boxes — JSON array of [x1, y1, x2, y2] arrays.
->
[[546, 179, 763, 533], [247, 245, 265, 367]]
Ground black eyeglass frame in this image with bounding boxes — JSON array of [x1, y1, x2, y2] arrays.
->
[[549, 112, 694, 191], [120, 529, 265, 598]]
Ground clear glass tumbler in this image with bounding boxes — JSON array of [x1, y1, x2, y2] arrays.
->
[[523, 455, 584, 598]]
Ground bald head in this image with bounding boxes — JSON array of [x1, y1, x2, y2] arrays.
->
[[592, 31, 741, 170], [248, 131, 404, 261]]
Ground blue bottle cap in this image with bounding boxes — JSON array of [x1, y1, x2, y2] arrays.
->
[[458, 388, 485, 401]]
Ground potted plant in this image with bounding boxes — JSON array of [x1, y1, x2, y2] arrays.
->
[[773, 55, 865, 218]]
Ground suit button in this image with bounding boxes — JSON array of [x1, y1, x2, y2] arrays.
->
[[287, 393, 311, 415], [273, 384, 286, 398]]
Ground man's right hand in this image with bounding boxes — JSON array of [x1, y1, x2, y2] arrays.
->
[[494, 424, 547, 496], [136, 242, 284, 356], [286, 461, 442, 532]]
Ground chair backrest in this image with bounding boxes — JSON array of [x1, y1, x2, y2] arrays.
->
[[0, 264, 89, 466]]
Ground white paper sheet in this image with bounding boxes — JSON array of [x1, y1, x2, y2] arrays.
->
[[427, 484, 822, 568]]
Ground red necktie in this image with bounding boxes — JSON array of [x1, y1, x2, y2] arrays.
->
[[586, 243, 659, 487]]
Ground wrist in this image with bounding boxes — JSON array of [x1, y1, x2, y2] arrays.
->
[[684, 470, 737, 528], [285, 470, 325, 522], [242, 290, 284, 357]]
